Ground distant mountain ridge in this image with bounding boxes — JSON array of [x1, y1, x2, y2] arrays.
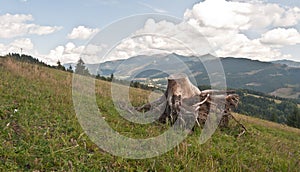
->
[[272, 59, 300, 68], [3, 52, 299, 103], [78, 54, 300, 100]]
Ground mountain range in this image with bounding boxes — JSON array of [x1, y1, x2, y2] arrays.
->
[[271, 59, 300, 68], [65, 54, 300, 100]]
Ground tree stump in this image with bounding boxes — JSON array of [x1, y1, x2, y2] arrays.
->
[[137, 73, 244, 132], [159, 73, 201, 123]]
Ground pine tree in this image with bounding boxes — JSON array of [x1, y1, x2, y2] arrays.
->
[[110, 73, 114, 81], [67, 65, 73, 73], [75, 58, 90, 76], [287, 107, 300, 128], [56, 60, 65, 71]]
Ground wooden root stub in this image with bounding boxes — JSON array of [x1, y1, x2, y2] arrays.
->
[[136, 73, 246, 134]]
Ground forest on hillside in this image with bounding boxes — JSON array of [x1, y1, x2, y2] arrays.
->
[[235, 89, 300, 128]]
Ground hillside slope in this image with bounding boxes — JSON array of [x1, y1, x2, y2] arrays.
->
[[1, 58, 300, 171]]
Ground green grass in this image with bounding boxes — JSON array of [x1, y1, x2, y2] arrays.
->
[[1, 58, 300, 171]]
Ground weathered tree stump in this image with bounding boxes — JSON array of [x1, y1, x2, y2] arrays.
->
[[159, 73, 201, 123], [136, 73, 245, 134]]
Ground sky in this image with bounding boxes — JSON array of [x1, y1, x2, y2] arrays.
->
[[0, 0, 300, 65]]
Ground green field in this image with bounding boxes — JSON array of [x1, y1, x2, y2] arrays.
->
[[1, 58, 300, 171]]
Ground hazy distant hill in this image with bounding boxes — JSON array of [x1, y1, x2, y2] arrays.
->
[[79, 54, 300, 100], [272, 59, 300, 68]]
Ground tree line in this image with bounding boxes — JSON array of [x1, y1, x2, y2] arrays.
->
[[235, 89, 300, 128]]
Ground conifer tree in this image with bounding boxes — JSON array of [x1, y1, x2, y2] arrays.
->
[[75, 58, 90, 76], [56, 60, 65, 71]]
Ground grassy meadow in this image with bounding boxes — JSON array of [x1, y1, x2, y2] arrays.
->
[[1, 57, 300, 171]]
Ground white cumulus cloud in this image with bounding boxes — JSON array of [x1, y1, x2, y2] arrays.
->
[[67, 26, 100, 40], [0, 13, 62, 38], [102, 0, 300, 62], [184, 0, 252, 30], [41, 42, 107, 65], [0, 38, 34, 56], [184, 0, 300, 30], [44, 42, 85, 65], [182, 0, 300, 60], [260, 28, 300, 46], [105, 18, 212, 61], [29, 25, 62, 35]]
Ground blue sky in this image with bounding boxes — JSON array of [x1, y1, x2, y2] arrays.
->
[[0, 0, 197, 51], [0, 0, 300, 64]]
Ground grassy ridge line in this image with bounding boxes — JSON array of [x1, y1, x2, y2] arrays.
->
[[1, 58, 300, 171], [234, 113, 300, 134]]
